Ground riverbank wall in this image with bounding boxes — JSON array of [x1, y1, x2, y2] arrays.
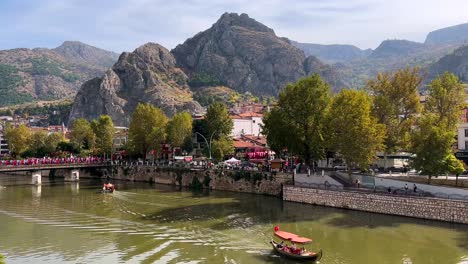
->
[[283, 185, 468, 224], [88, 166, 292, 197]]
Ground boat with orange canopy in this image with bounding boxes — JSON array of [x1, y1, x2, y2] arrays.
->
[[270, 226, 323, 261]]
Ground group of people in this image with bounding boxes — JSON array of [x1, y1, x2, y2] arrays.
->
[[276, 241, 305, 255], [0, 157, 104, 166]]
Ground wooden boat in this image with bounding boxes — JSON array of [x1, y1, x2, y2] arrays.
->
[[271, 227, 323, 262], [101, 183, 115, 193]]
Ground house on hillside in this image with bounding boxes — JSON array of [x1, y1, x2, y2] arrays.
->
[[231, 112, 264, 137]]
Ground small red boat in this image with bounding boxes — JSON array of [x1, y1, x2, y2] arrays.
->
[[102, 183, 115, 193], [271, 226, 323, 262]]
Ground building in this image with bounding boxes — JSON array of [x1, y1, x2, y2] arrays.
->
[[47, 124, 68, 135], [113, 127, 129, 150], [0, 134, 9, 156], [231, 112, 264, 137]]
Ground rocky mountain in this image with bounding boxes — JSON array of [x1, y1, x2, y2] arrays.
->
[[427, 45, 468, 82], [68, 43, 204, 126], [425, 23, 468, 45], [291, 41, 372, 63], [369, 39, 426, 59], [53, 41, 119, 69], [0, 41, 118, 107], [172, 13, 346, 96]]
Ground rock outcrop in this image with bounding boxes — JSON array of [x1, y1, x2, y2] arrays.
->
[[69, 43, 204, 126], [172, 12, 344, 95]]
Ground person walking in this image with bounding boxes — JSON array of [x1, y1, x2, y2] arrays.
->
[[413, 184, 417, 193], [404, 183, 408, 194]]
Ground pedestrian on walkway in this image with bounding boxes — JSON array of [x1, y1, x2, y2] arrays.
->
[[413, 184, 417, 193], [404, 183, 408, 194]]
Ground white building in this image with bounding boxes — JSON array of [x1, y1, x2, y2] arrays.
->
[[231, 112, 263, 137]]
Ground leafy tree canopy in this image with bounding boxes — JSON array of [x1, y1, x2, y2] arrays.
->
[[262, 74, 331, 166]]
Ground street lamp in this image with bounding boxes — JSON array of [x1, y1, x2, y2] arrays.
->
[[195, 130, 217, 160]]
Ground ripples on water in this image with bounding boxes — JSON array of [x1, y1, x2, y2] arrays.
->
[[0, 181, 467, 263]]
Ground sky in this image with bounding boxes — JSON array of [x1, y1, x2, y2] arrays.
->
[[1, 0, 468, 53]]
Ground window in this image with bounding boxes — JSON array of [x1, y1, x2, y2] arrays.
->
[[465, 141, 468, 150], [465, 129, 468, 137]]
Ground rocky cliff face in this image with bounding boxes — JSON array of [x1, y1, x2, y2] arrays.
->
[[69, 43, 204, 126], [172, 13, 344, 95], [0, 41, 118, 107]]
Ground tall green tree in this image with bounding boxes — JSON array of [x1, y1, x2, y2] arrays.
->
[[205, 102, 233, 139], [4, 124, 31, 157], [411, 114, 454, 182], [128, 103, 168, 157], [91, 115, 114, 156], [411, 73, 465, 182], [367, 68, 422, 153], [327, 89, 385, 174], [262, 74, 331, 166], [69, 118, 95, 150], [166, 112, 193, 148], [425, 72, 465, 130]]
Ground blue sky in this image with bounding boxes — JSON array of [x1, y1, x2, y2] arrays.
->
[[1, 0, 468, 53]]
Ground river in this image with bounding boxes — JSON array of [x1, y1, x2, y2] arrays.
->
[[0, 179, 467, 264]]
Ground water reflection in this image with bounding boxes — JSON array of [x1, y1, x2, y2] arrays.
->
[[0, 181, 466, 264]]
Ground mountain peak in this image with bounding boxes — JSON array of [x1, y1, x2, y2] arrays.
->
[[213, 12, 274, 34], [370, 39, 425, 58], [53, 40, 119, 68]]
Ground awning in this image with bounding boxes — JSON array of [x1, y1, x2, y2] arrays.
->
[[274, 230, 312, 244]]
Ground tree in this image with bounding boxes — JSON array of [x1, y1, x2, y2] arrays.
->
[[211, 137, 234, 161], [44, 132, 64, 154], [128, 103, 168, 157], [167, 112, 193, 148], [411, 73, 465, 183], [327, 89, 385, 174], [205, 102, 233, 139], [4, 124, 31, 157], [91, 115, 114, 156], [425, 72, 465, 130], [411, 114, 454, 182], [262, 74, 331, 166], [445, 154, 465, 186], [367, 68, 422, 154], [69, 118, 95, 150], [28, 130, 48, 157]]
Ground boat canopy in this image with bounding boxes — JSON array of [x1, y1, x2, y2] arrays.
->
[[274, 229, 312, 244]]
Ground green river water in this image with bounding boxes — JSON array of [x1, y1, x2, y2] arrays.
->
[[0, 179, 467, 264]]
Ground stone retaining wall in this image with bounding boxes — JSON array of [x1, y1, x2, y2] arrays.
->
[[99, 166, 292, 197], [283, 185, 468, 224]]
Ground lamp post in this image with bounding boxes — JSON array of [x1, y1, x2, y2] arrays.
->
[[195, 131, 217, 160]]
